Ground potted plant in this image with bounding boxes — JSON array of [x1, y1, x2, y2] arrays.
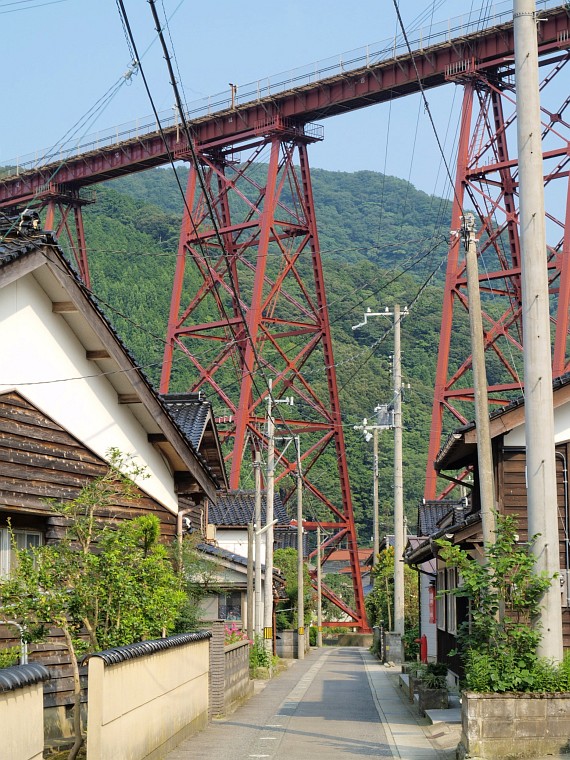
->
[[438, 514, 570, 759], [416, 662, 448, 713]]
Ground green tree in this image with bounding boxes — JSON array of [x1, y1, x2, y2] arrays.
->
[[273, 548, 313, 630], [365, 546, 419, 633], [0, 451, 185, 760], [437, 514, 555, 692], [176, 536, 221, 632]]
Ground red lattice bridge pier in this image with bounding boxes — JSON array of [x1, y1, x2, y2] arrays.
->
[[1, 3, 570, 629]]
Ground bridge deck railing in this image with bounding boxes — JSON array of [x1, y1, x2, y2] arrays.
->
[[0, 0, 561, 178]]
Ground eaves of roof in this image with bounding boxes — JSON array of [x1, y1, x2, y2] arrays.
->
[[435, 371, 570, 471], [405, 511, 481, 565], [0, 229, 221, 497]]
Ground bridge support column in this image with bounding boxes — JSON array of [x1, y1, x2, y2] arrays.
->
[[160, 119, 367, 630]]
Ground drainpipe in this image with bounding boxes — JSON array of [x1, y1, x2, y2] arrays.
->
[[0, 620, 27, 664], [555, 451, 570, 606], [177, 507, 195, 572]]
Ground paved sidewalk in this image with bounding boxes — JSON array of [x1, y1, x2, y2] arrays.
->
[[165, 647, 460, 760]]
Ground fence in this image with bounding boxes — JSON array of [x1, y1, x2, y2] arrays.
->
[[86, 631, 211, 760], [0, 663, 50, 760], [207, 620, 253, 717]]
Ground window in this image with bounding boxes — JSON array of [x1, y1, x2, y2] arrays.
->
[[0, 528, 43, 577], [218, 590, 242, 621], [436, 569, 446, 631]]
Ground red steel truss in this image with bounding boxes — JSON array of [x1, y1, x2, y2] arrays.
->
[[425, 50, 570, 499], [160, 117, 367, 628]]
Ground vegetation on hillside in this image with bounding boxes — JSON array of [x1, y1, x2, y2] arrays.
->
[[79, 165, 458, 542]]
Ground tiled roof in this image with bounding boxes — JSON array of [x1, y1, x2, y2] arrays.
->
[[197, 542, 284, 581], [161, 393, 211, 449], [210, 490, 290, 527], [0, 227, 222, 487], [417, 500, 457, 536], [197, 542, 251, 570]]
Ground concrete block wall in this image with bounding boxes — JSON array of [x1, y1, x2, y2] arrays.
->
[[460, 691, 570, 759], [224, 640, 253, 711], [208, 620, 226, 718]]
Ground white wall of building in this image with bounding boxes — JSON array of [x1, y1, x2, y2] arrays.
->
[[0, 276, 179, 512], [216, 529, 267, 564], [504, 402, 570, 448]]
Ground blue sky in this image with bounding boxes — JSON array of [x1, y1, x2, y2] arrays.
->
[[0, 0, 551, 198]]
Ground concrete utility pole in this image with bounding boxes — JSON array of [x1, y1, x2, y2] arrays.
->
[[514, 0, 563, 661], [296, 439, 305, 659], [264, 380, 295, 654], [392, 304, 405, 639], [247, 522, 254, 641], [254, 449, 262, 637], [353, 407, 394, 567], [316, 525, 323, 647], [264, 382, 276, 654], [352, 307, 407, 644], [462, 213, 496, 547]]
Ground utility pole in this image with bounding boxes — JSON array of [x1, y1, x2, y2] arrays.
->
[[353, 306, 407, 643], [354, 406, 394, 567], [247, 522, 254, 641], [514, 0, 563, 660], [316, 525, 323, 647], [264, 381, 275, 654], [392, 304, 405, 639], [296, 438, 305, 659], [254, 449, 262, 638], [462, 213, 496, 547], [264, 380, 295, 655]]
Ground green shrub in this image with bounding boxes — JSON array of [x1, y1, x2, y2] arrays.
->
[[0, 646, 20, 668], [438, 514, 559, 693], [419, 662, 447, 689], [249, 635, 270, 669]]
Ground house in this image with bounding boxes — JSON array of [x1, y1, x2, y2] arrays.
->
[[0, 220, 227, 731], [322, 547, 373, 576], [406, 375, 570, 679], [208, 489, 293, 563], [409, 501, 466, 661], [193, 542, 283, 627]]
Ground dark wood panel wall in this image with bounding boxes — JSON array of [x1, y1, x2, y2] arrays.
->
[[0, 390, 197, 710]]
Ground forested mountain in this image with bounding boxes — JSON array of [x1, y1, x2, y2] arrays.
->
[[81, 165, 459, 542]]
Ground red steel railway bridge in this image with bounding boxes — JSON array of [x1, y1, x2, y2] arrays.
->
[[2, 3, 569, 630]]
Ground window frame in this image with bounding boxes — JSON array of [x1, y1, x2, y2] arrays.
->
[[0, 527, 43, 577]]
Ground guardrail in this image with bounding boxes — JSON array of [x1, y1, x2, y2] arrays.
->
[[0, 0, 562, 177]]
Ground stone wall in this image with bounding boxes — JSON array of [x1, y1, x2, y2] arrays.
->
[[459, 691, 570, 759]]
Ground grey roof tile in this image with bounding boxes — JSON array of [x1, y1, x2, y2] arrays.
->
[[161, 393, 210, 449], [210, 490, 290, 527]]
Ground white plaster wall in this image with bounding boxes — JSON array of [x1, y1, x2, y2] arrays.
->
[[216, 529, 266, 564], [0, 276, 178, 512], [504, 402, 570, 448], [87, 640, 209, 760], [0, 682, 45, 760], [420, 562, 437, 660]]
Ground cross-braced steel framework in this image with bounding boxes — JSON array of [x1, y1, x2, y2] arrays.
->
[[425, 53, 570, 499], [159, 117, 367, 628]]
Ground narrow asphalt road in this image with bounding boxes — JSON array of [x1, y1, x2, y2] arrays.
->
[[166, 647, 448, 760]]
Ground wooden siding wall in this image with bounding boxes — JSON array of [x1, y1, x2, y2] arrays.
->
[[0, 391, 183, 709], [499, 445, 570, 650], [0, 391, 177, 537]]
